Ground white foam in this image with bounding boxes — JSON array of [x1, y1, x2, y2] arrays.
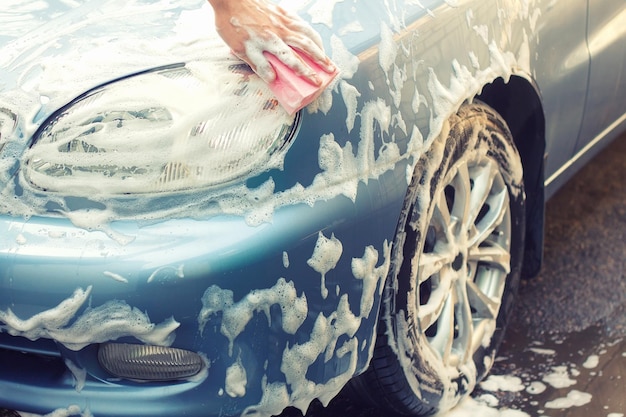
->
[[0, 286, 179, 350], [330, 34, 360, 79], [198, 278, 308, 354], [225, 357, 248, 398], [378, 22, 398, 74], [544, 390, 592, 409], [351, 241, 391, 318], [441, 396, 530, 417], [529, 347, 556, 355], [525, 381, 547, 394], [480, 374, 526, 392], [307, 232, 343, 299], [340, 80, 361, 133], [64, 358, 87, 393], [542, 366, 577, 389], [582, 354, 599, 369], [307, 0, 344, 28], [338, 20, 364, 36], [17, 404, 93, 417]]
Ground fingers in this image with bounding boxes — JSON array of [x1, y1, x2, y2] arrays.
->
[[246, 35, 321, 86], [239, 41, 277, 84], [212, 0, 335, 85], [278, 9, 337, 75], [237, 24, 331, 86], [285, 35, 336, 74]]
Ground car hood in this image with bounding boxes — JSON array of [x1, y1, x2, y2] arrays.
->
[[0, 0, 229, 138]]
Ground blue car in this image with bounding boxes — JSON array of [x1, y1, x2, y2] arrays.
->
[[1, 0, 624, 416]]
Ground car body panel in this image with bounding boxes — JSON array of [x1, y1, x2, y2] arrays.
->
[[0, 0, 624, 416], [577, 0, 626, 151], [529, 0, 589, 182]]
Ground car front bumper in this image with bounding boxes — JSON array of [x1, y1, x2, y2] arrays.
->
[[0, 173, 403, 417]]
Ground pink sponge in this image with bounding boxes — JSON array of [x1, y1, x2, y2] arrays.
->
[[264, 49, 338, 115]]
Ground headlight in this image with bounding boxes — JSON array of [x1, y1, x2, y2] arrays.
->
[[24, 60, 299, 195], [0, 107, 18, 153]]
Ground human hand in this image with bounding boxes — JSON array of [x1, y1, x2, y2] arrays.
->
[[208, 0, 336, 85]]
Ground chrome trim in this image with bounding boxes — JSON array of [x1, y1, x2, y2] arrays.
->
[[546, 112, 626, 187]]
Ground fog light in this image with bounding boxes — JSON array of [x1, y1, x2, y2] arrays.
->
[[98, 343, 204, 381]]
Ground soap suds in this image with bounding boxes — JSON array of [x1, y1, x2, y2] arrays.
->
[[480, 375, 526, 392], [17, 405, 93, 417], [582, 354, 599, 369], [307, 0, 345, 28], [542, 366, 577, 389], [525, 381, 546, 394], [198, 238, 391, 416], [64, 358, 87, 393], [225, 356, 248, 398], [351, 241, 391, 318], [0, 286, 179, 350], [544, 390, 592, 409], [198, 278, 308, 353], [443, 396, 529, 416], [528, 347, 556, 355], [340, 80, 361, 133], [307, 232, 343, 299]]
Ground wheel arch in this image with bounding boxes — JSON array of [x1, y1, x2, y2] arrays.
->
[[477, 75, 546, 278]]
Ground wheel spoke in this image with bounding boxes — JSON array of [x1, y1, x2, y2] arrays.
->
[[416, 141, 514, 373], [418, 251, 454, 283], [427, 290, 455, 363], [470, 318, 497, 355], [433, 188, 452, 227], [468, 187, 509, 247], [468, 241, 511, 274], [452, 279, 474, 366], [450, 164, 471, 233], [432, 189, 455, 244], [418, 266, 454, 331], [466, 161, 498, 229], [466, 280, 500, 320]]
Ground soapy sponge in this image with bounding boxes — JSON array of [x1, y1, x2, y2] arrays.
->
[[264, 48, 338, 115]]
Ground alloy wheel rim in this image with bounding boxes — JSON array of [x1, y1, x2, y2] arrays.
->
[[414, 155, 512, 367]]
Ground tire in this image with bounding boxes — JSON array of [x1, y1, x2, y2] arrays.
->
[[349, 101, 526, 415]]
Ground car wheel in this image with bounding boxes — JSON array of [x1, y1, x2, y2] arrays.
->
[[349, 101, 526, 415]]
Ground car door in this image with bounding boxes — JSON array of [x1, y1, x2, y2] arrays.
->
[[531, 0, 590, 185], [576, 0, 626, 149]]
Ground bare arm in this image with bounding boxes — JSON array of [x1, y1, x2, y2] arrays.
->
[[207, 0, 335, 84]]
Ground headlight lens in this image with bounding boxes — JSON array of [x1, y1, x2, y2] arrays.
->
[[24, 60, 299, 194], [0, 107, 18, 153]]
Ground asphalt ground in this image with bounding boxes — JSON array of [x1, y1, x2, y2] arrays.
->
[[1, 133, 625, 417]]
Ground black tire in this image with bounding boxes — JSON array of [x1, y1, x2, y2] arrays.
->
[[349, 101, 526, 415]]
